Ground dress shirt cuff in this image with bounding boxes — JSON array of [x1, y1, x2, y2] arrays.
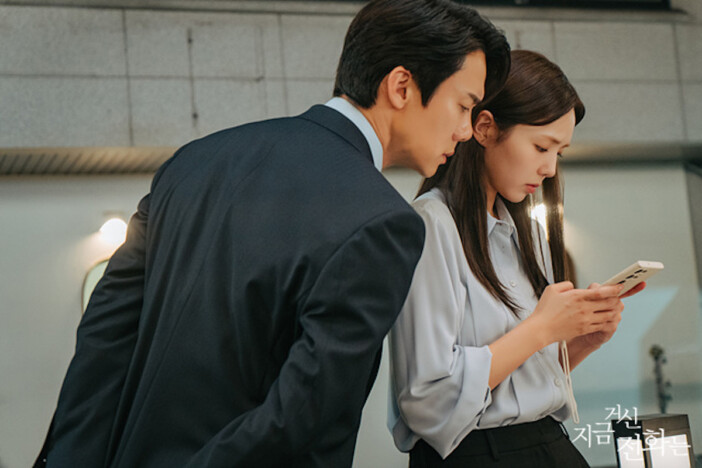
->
[[399, 344, 494, 459]]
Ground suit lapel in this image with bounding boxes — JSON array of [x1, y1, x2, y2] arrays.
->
[[298, 105, 374, 165]]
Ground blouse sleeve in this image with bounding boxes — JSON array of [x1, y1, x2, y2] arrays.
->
[[389, 198, 493, 459]]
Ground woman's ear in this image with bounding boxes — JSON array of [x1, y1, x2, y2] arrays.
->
[[473, 110, 496, 146]]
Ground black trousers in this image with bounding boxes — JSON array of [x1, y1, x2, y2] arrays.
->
[[409, 417, 590, 468]]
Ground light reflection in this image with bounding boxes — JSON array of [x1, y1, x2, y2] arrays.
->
[[531, 203, 547, 232]]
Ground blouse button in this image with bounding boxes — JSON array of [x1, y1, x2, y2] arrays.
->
[[509, 281, 517, 287], [554, 378, 562, 387], [538, 349, 545, 354]]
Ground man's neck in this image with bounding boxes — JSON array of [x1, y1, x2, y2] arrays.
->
[[339, 95, 392, 169]]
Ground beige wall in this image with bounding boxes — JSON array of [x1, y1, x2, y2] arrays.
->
[[0, 176, 152, 468]]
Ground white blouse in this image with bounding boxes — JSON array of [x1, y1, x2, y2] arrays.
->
[[388, 188, 572, 459]]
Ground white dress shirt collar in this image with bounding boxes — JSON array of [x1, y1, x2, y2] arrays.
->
[[487, 198, 517, 238], [324, 97, 383, 172]]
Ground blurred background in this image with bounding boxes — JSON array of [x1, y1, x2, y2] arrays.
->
[[0, 0, 700, 466]]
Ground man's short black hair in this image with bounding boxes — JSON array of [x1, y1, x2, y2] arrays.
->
[[334, 0, 510, 108]]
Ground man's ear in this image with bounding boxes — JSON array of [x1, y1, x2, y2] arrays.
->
[[473, 110, 497, 146], [384, 66, 414, 110]]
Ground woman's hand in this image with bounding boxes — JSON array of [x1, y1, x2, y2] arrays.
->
[[528, 281, 624, 347], [620, 281, 646, 299], [569, 281, 646, 350], [488, 281, 622, 388]]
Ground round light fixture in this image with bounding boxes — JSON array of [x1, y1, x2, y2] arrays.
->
[[99, 217, 127, 246]]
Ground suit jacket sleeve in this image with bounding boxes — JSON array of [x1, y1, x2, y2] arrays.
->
[[185, 208, 425, 467], [40, 156, 174, 468]]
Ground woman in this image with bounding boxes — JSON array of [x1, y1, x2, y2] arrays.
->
[[388, 50, 644, 467]]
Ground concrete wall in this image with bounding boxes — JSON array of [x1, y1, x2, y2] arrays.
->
[[1, 1, 701, 467], [1, 1, 701, 148]]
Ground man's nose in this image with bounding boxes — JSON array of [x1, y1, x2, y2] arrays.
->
[[455, 121, 473, 142]]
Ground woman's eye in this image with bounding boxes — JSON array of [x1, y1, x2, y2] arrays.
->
[[460, 105, 470, 113], [557, 152, 564, 159], [535, 145, 547, 153]]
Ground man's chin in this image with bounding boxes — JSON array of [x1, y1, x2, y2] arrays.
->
[[419, 166, 437, 178], [419, 160, 446, 178]]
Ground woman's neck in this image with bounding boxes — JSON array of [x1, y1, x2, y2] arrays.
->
[[485, 184, 498, 219]]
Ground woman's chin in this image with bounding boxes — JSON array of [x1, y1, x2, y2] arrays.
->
[[502, 193, 528, 204]]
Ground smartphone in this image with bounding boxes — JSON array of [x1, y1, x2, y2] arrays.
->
[[602, 261, 664, 296]]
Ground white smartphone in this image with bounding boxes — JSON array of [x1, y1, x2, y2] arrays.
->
[[602, 261, 664, 296]]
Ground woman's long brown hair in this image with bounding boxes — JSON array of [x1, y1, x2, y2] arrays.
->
[[418, 50, 585, 314]]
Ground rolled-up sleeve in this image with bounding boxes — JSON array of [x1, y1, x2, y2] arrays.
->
[[389, 198, 493, 459]]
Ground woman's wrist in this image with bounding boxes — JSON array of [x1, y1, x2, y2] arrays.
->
[[520, 314, 552, 353], [565, 336, 600, 369]]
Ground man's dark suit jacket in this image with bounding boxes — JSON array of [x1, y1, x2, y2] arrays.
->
[[38, 105, 425, 468]]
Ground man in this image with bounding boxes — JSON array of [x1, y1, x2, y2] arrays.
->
[[37, 0, 509, 466]]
